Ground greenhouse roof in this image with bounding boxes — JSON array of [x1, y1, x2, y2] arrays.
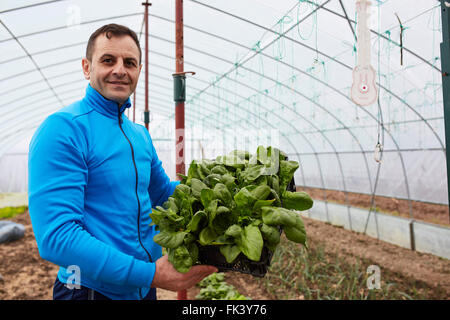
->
[[0, 0, 447, 206]]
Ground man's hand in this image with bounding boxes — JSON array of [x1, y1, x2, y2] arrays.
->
[[151, 254, 218, 292]]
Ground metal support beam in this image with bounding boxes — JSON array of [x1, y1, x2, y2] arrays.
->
[[440, 0, 450, 222], [174, 0, 187, 301], [142, 0, 151, 130]]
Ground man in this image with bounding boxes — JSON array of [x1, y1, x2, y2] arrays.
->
[[28, 23, 217, 300]]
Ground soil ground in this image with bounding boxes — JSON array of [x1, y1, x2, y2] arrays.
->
[[1, 210, 448, 300]]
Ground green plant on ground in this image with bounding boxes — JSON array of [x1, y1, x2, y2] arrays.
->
[[0, 206, 28, 220], [195, 272, 250, 300]]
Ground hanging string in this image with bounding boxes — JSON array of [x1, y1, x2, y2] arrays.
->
[[375, 0, 384, 163], [296, 0, 316, 40]]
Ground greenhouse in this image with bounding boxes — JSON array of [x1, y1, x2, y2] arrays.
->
[[0, 0, 449, 301]]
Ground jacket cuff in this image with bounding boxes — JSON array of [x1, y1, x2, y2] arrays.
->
[[128, 259, 156, 288]]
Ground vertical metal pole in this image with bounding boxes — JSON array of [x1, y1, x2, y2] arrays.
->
[[440, 0, 450, 222], [175, 0, 187, 301], [175, 0, 186, 178], [142, 1, 151, 130]]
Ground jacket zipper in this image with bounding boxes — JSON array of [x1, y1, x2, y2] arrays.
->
[[117, 107, 152, 299]]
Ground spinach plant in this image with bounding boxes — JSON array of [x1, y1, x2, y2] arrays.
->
[[150, 146, 313, 273]]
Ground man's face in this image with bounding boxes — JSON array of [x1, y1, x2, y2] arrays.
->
[[82, 34, 142, 105]]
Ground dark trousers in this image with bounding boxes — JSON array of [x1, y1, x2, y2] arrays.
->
[[53, 277, 157, 300]]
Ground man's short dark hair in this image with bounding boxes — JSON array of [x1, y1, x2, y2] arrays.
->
[[86, 23, 141, 64]]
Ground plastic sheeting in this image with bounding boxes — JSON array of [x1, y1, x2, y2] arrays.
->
[[0, 0, 448, 207]]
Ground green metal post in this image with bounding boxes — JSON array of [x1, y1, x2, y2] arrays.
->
[[440, 0, 450, 221]]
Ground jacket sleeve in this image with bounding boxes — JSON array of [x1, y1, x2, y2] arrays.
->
[[147, 133, 180, 208], [28, 113, 155, 288]]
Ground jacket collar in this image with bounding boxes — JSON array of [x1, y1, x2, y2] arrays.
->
[[83, 84, 132, 119]]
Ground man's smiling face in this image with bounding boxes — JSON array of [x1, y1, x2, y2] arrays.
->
[[82, 33, 142, 105]]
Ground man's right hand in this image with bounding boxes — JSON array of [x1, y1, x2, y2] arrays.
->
[[151, 254, 218, 292]]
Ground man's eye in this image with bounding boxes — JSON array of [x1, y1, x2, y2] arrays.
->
[[126, 61, 136, 67], [103, 58, 112, 63]]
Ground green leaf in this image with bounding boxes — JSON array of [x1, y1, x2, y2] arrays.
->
[[224, 224, 242, 238], [237, 225, 263, 262], [163, 197, 178, 212], [279, 160, 299, 192], [220, 173, 237, 193], [153, 230, 187, 249], [259, 223, 280, 251], [240, 165, 266, 184], [187, 160, 201, 180], [149, 206, 184, 231], [204, 173, 222, 188], [211, 165, 228, 175], [191, 178, 209, 199], [210, 206, 234, 235], [281, 191, 313, 211], [250, 185, 271, 200], [220, 245, 242, 263], [168, 245, 193, 273], [199, 226, 218, 245], [173, 184, 191, 199], [149, 206, 166, 226], [186, 210, 207, 233], [253, 199, 276, 215], [186, 242, 199, 264], [283, 215, 307, 245], [200, 188, 215, 208], [233, 187, 257, 215], [267, 175, 280, 195], [261, 206, 298, 227], [213, 183, 233, 207]]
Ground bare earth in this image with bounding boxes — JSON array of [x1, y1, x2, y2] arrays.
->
[[1, 210, 448, 300]]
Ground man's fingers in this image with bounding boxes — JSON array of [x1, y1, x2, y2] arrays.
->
[[180, 265, 218, 290]]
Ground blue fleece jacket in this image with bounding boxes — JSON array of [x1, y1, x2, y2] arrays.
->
[[28, 84, 179, 299]]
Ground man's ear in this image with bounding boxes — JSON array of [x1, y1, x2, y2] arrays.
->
[[82, 58, 91, 80]]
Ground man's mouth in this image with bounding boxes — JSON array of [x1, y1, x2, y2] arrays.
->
[[107, 81, 129, 86]]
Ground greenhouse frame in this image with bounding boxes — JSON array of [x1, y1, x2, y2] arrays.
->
[[0, 0, 449, 301]]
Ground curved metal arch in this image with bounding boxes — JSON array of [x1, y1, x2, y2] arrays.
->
[[144, 6, 446, 151], [0, 68, 81, 97], [0, 83, 87, 127], [0, 56, 81, 85], [0, 91, 84, 139], [0, 41, 85, 65], [0, 92, 82, 150], [188, 0, 442, 73], [0, 12, 143, 45]]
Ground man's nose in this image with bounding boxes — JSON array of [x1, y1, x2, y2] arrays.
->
[[112, 60, 126, 77]]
